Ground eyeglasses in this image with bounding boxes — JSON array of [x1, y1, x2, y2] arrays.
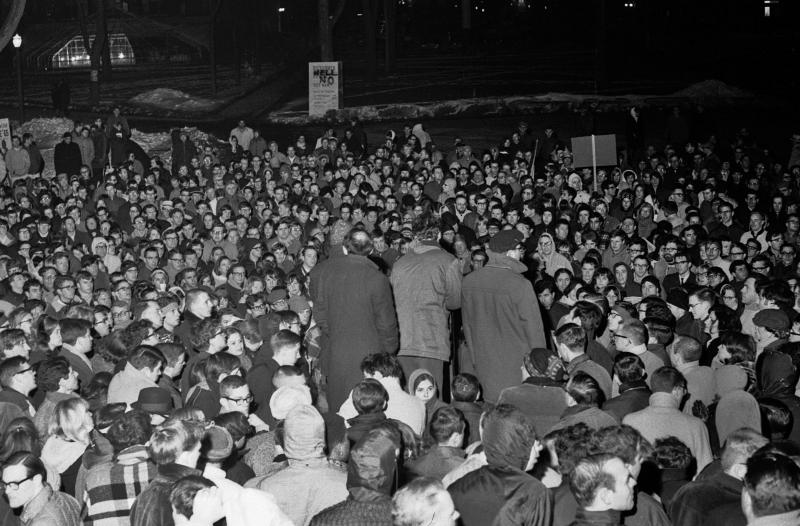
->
[[59, 284, 76, 291], [730, 251, 745, 256], [224, 395, 253, 404], [0, 475, 33, 491], [752, 266, 768, 271]]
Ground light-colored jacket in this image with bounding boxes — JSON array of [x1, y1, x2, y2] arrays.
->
[[107, 363, 158, 407], [390, 243, 461, 361], [245, 457, 348, 526], [21, 484, 81, 526]]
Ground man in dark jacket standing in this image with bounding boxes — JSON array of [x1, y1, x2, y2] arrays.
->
[[448, 404, 551, 526], [310, 228, 399, 412], [461, 229, 546, 402], [390, 220, 461, 388], [54, 132, 82, 176]]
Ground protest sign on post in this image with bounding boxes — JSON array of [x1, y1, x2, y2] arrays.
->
[[308, 62, 343, 116], [0, 118, 11, 150], [571, 134, 617, 189]]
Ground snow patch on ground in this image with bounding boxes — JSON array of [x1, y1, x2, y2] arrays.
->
[[269, 79, 754, 125], [18, 118, 75, 149], [128, 88, 222, 112]]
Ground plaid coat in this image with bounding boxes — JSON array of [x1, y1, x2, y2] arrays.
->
[[82, 445, 157, 526]]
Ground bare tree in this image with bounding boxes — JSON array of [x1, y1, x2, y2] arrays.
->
[[0, 0, 27, 53]]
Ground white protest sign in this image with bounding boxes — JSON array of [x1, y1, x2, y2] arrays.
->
[[0, 119, 11, 150], [308, 62, 342, 116]]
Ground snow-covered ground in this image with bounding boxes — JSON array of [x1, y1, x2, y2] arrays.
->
[[268, 79, 755, 125], [20, 117, 214, 177], [128, 88, 222, 112]]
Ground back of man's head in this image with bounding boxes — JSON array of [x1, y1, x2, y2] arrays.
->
[[270, 329, 301, 357], [147, 418, 205, 465], [649, 366, 687, 394], [352, 378, 388, 415], [429, 406, 465, 446], [480, 404, 537, 471], [721, 427, 769, 474], [555, 323, 586, 355], [567, 372, 604, 407], [345, 227, 374, 256], [569, 453, 625, 509], [743, 449, 800, 520], [107, 410, 153, 454], [360, 352, 403, 380], [451, 373, 481, 402], [613, 353, 646, 384], [671, 335, 702, 363], [589, 425, 652, 466], [619, 320, 648, 346]]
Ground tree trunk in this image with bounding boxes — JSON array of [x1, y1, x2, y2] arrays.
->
[[210, 0, 223, 95], [361, 0, 377, 80], [77, 0, 107, 106], [318, 0, 332, 61], [0, 0, 26, 54], [383, 0, 396, 74]]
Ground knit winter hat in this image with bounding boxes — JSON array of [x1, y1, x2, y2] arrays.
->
[[283, 404, 325, 459], [269, 385, 312, 421]]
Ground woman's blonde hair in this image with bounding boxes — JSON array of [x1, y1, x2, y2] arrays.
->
[[49, 397, 92, 444]]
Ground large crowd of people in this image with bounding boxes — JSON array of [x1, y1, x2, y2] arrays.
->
[[0, 107, 799, 526]]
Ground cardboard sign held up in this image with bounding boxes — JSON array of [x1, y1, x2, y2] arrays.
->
[[571, 134, 617, 190], [571, 134, 617, 169]]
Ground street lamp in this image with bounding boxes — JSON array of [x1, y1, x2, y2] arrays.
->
[[12, 34, 24, 124], [277, 7, 285, 33]]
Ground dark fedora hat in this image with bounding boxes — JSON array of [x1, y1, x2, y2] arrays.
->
[[132, 387, 173, 417]]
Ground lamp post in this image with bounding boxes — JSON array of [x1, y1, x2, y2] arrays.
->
[[12, 33, 24, 124], [278, 7, 285, 33]]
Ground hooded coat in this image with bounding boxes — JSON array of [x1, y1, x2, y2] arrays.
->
[[448, 408, 551, 526], [310, 424, 400, 526], [461, 251, 547, 402], [756, 351, 800, 444]]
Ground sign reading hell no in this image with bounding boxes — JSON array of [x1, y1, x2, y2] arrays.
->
[[309, 62, 343, 116]]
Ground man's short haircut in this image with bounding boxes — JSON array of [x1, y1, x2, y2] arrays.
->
[[672, 335, 703, 363], [270, 329, 302, 356], [534, 279, 557, 295], [352, 378, 388, 415], [654, 437, 693, 470], [129, 345, 166, 371], [170, 475, 216, 520], [344, 227, 374, 256], [572, 301, 604, 333], [107, 410, 153, 454], [184, 288, 209, 311], [555, 323, 586, 355], [567, 372, 604, 406], [156, 342, 186, 367], [360, 352, 404, 380], [619, 319, 648, 346], [1, 451, 46, 483], [147, 418, 205, 465], [451, 373, 481, 402], [760, 398, 795, 441], [643, 316, 675, 346], [272, 365, 305, 388], [589, 425, 652, 465], [0, 329, 27, 353], [391, 477, 452, 526], [0, 356, 29, 388], [649, 366, 687, 394], [35, 357, 71, 392], [613, 353, 646, 384], [569, 453, 621, 508], [721, 427, 769, 472], [743, 448, 800, 518], [59, 318, 92, 346], [429, 406, 465, 444], [480, 404, 538, 468], [219, 374, 248, 397]]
